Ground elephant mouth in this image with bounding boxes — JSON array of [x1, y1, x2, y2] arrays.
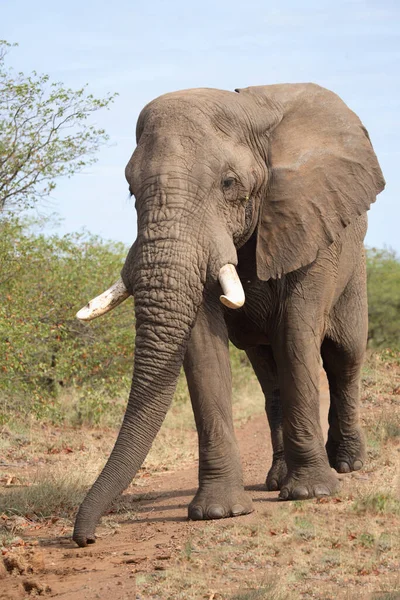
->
[[76, 263, 245, 322]]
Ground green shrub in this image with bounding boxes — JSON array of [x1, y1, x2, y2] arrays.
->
[[0, 216, 134, 420], [367, 248, 400, 349]]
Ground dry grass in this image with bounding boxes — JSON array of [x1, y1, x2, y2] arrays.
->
[[0, 467, 88, 520], [136, 568, 292, 600], [231, 584, 291, 600], [136, 489, 400, 599], [367, 411, 400, 445]]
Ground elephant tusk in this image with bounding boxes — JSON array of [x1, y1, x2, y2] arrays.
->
[[76, 278, 130, 321], [218, 264, 245, 309]]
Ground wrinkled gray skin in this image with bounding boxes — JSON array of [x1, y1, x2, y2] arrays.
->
[[73, 83, 385, 547]]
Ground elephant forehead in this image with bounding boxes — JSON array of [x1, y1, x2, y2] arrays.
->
[[128, 129, 245, 187], [140, 131, 202, 158], [129, 134, 214, 180], [138, 96, 210, 134], [137, 88, 247, 138]]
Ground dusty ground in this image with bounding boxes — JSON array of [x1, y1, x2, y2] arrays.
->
[[1, 359, 399, 599]]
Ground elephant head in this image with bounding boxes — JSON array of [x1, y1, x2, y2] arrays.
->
[[73, 84, 384, 547]]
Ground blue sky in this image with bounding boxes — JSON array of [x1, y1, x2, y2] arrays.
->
[[3, 0, 399, 251]]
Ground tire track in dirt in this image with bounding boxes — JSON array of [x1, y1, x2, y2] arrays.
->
[[1, 375, 330, 600]]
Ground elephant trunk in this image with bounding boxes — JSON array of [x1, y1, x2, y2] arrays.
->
[[73, 239, 206, 547]]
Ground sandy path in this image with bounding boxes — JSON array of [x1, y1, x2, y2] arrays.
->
[[1, 375, 330, 600]]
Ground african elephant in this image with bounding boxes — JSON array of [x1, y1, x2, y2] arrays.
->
[[72, 83, 385, 547]]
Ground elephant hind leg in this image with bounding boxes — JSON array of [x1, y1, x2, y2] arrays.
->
[[246, 345, 287, 491], [322, 260, 368, 473]]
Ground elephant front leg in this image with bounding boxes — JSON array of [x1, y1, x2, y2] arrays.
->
[[184, 297, 253, 520], [274, 329, 339, 500]]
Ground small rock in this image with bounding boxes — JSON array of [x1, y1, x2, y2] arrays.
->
[[123, 556, 147, 565], [22, 579, 51, 595]]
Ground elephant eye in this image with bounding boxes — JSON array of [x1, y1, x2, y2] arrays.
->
[[222, 177, 236, 190]]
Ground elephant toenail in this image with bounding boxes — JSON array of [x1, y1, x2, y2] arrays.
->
[[207, 505, 225, 519], [189, 506, 204, 520], [337, 461, 350, 473], [314, 485, 330, 497], [267, 479, 279, 491], [279, 488, 289, 500], [291, 486, 309, 500], [353, 460, 363, 471], [231, 504, 245, 516]]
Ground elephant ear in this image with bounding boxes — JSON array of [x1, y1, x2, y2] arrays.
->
[[236, 84, 385, 280]]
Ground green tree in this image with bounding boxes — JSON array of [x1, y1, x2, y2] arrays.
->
[[0, 217, 134, 421], [367, 248, 400, 349], [0, 40, 116, 212]]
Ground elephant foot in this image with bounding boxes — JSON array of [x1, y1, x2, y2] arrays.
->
[[326, 427, 366, 474], [279, 463, 339, 501], [266, 455, 288, 491], [188, 483, 253, 520]]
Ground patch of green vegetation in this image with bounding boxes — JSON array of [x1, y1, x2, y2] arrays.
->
[[183, 538, 194, 561], [367, 249, 400, 349], [290, 500, 309, 512], [0, 216, 133, 425], [352, 491, 400, 516], [293, 516, 315, 541], [359, 532, 375, 547], [367, 436, 382, 459], [0, 524, 19, 548]]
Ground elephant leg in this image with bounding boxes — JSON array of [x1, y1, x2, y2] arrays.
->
[[322, 265, 367, 473], [245, 345, 287, 491], [184, 296, 253, 520], [273, 323, 339, 501]]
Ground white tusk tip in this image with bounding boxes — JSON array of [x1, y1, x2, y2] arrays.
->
[[76, 305, 94, 321], [75, 278, 130, 322], [219, 294, 245, 309], [218, 263, 245, 310]]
